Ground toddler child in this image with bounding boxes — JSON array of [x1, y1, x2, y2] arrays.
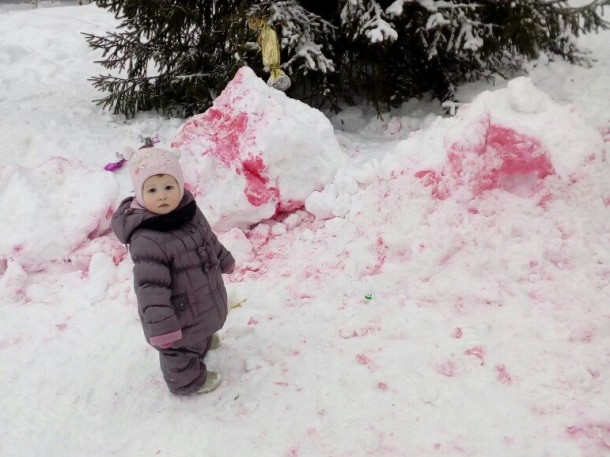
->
[[111, 146, 235, 395]]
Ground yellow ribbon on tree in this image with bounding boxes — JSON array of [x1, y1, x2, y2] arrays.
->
[[248, 17, 291, 92]]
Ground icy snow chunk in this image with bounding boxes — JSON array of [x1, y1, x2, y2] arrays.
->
[[219, 228, 254, 266], [332, 193, 352, 218], [282, 212, 303, 229], [0, 157, 118, 270], [172, 66, 346, 231], [334, 169, 359, 195], [305, 184, 338, 220], [271, 223, 287, 236]]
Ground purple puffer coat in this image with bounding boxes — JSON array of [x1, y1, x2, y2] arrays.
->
[[111, 191, 234, 346]]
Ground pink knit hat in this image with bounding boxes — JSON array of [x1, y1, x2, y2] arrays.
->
[[123, 146, 185, 207]]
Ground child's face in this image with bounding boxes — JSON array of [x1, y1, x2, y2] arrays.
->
[[141, 174, 181, 215]]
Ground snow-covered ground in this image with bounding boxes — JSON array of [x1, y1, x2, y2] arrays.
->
[[1, 2, 609, 456]]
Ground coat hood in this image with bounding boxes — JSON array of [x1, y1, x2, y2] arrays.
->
[[111, 190, 196, 244]]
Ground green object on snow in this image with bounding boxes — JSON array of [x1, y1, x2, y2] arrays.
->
[[364, 294, 373, 300]]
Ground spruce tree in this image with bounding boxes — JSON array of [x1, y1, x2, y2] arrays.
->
[[83, 0, 253, 118], [86, 0, 609, 118]]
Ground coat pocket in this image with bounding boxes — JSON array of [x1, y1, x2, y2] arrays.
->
[[170, 294, 195, 327]]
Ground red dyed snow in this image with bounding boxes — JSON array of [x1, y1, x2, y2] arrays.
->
[[275, 199, 304, 214], [495, 364, 513, 384], [588, 368, 601, 379], [174, 109, 247, 167], [464, 346, 485, 365], [467, 125, 554, 196], [416, 123, 555, 199], [452, 327, 463, 339], [356, 354, 370, 364], [600, 126, 610, 143], [246, 226, 271, 250], [566, 422, 610, 451], [183, 181, 200, 199], [435, 360, 456, 377], [414, 169, 450, 200], [242, 157, 279, 207], [537, 192, 554, 209], [339, 323, 382, 339], [356, 354, 379, 371], [172, 69, 289, 209], [177, 110, 282, 208], [569, 327, 595, 343], [87, 206, 114, 240], [439, 241, 465, 266], [175, 106, 281, 207], [69, 235, 126, 271], [0, 337, 23, 351], [365, 236, 388, 275]]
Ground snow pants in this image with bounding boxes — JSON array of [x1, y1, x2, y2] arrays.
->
[[158, 335, 213, 395]]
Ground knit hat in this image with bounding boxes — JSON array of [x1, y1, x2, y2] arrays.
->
[[122, 146, 185, 207]]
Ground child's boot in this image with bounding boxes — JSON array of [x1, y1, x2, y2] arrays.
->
[[195, 371, 221, 394], [209, 333, 221, 350]]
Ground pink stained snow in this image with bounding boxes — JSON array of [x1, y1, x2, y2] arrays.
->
[[417, 122, 555, 200]]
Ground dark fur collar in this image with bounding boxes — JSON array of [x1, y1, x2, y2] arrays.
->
[[138, 200, 197, 232]]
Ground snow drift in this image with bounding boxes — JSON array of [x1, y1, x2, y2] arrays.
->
[[0, 157, 118, 272]]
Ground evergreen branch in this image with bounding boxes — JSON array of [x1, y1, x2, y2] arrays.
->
[[84, 0, 610, 118]]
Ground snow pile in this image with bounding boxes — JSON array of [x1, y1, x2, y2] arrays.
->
[[428, 77, 606, 201], [227, 78, 610, 456], [0, 157, 118, 272], [307, 77, 607, 219], [172, 66, 346, 231]]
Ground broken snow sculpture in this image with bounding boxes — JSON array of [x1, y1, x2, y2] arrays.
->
[[172, 66, 345, 231]]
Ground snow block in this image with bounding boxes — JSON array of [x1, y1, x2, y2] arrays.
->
[[416, 77, 605, 200], [0, 157, 118, 271], [172, 66, 346, 231]]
